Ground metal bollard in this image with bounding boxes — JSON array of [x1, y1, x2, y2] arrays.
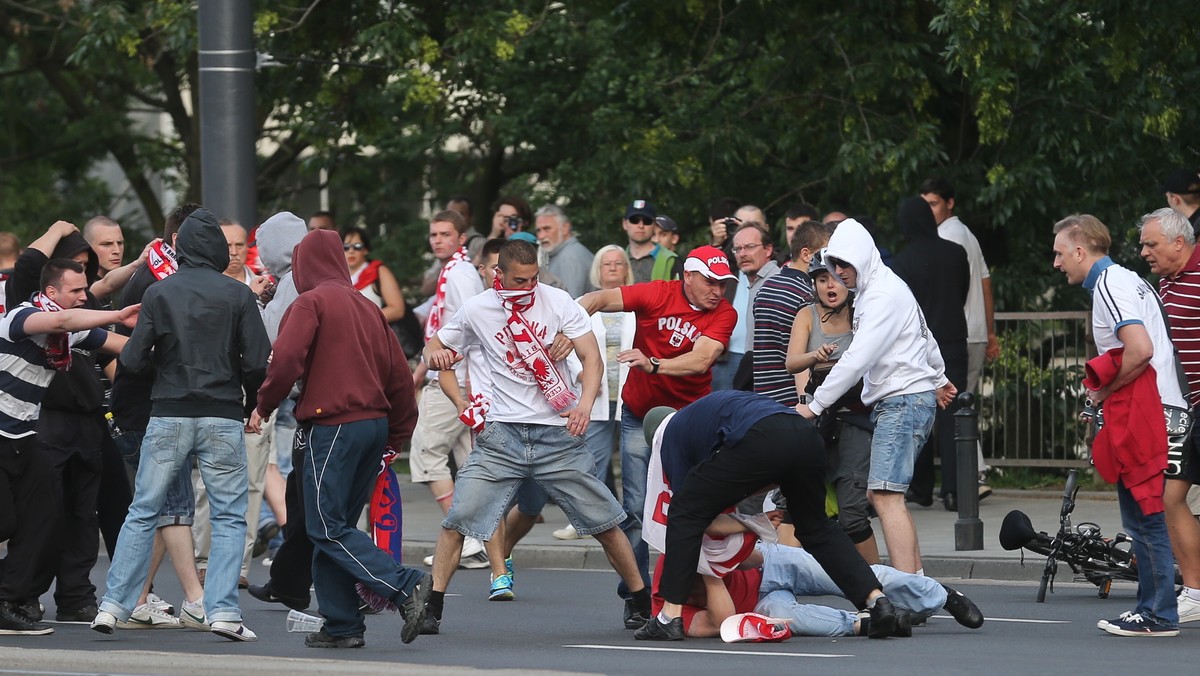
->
[[954, 391, 984, 550]]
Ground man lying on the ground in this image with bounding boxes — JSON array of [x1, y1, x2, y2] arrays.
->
[[648, 511, 984, 639]]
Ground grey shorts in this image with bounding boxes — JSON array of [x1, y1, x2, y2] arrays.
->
[[443, 421, 625, 540]]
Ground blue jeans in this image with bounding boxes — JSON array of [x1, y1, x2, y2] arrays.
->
[[868, 390, 936, 491], [274, 397, 298, 478], [1116, 479, 1178, 627], [305, 418, 425, 638], [754, 543, 946, 636], [100, 416, 248, 623], [513, 403, 618, 516], [617, 405, 651, 598], [446, 422, 624, 540], [710, 353, 741, 391], [115, 429, 196, 527]]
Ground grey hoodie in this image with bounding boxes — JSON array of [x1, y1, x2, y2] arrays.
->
[[255, 211, 308, 343]]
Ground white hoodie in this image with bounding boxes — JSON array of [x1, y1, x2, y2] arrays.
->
[[810, 219, 948, 415]]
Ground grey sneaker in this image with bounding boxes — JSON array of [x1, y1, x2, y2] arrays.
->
[[400, 574, 434, 644]]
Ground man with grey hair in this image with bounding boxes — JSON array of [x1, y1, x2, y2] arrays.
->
[[535, 204, 593, 298], [1139, 206, 1200, 623]]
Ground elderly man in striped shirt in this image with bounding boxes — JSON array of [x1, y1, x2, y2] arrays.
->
[[1139, 206, 1200, 624]]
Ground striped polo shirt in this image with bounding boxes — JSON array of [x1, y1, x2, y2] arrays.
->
[[752, 266, 814, 406], [0, 303, 107, 438], [1158, 245, 1200, 407]]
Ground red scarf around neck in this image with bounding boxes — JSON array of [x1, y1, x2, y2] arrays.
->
[[31, 292, 71, 371], [492, 275, 577, 412]]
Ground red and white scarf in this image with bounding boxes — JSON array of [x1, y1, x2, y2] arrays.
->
[[458, 391, 490, 431], [493, 275, 577, 412], [31, 292, 71, 371], [425, 248, 471, 342], [147, 240, 178, 281]]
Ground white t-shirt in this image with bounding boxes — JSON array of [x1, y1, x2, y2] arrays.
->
[[1089, 259, 1187, 409], [938, 216, 990, 344], [426, 255, 485, 385], [437, 283, 592, 426]]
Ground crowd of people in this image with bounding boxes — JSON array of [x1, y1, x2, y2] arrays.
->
[[1, 168, 1199, 645]]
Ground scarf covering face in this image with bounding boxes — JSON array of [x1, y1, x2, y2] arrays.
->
[[492, 274, 578, 412], [31, 292, 71, 371], [424, 248, 471, 342], [148, 240, 178, 280]]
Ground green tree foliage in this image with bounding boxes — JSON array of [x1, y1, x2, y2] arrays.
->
[[1, 1, 1196, 303]]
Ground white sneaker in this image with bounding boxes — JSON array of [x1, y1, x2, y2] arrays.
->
[[117, 603, 181, 629], [552, 524, 582, 540], [424, 537, 490, 569], [145, 593, 174, 616], [1178, 593, 1200, 623], [90, 611, 117, 635], [179, 599, 208, 631], [211, 620, 258, 642]]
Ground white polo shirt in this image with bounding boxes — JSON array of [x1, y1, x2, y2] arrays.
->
[[1085, 257, 1186, 408]]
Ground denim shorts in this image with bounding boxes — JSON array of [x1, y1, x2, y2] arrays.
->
[[867, 390, 936, 492], [444, 421, 625, 541], [115, 429, 196, 527]]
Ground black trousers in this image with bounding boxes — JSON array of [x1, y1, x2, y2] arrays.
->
[[36, 411, 105, 611], [911, 340, 968, 499], [96, 429, 133, 562], [0, 436, 58, 603], [658, 413, 882, 608], [268, 424, 314, 598]]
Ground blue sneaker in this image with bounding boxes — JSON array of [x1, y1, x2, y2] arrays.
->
[[1101, 613, 1179, 637], [489, 574, 514, 601], [505, 556, 514, 582]]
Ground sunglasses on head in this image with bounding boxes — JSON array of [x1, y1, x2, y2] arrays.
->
[[343, 243, 366, 251], [627, 216, 653, 226]]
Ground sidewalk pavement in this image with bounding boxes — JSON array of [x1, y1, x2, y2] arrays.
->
[[395, 474, 1121, 582]]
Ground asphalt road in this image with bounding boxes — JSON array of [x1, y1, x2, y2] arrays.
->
[[2, 564, 1199, 675]]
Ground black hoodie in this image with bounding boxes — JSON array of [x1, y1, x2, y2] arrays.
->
[[890, 196, 970, 345], [119, 208, 270, 420]]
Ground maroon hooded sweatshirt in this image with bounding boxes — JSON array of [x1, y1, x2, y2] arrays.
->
[[255, 229, 416, 449]]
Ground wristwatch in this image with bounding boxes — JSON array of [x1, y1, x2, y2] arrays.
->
[[649, 357, 661, 374]]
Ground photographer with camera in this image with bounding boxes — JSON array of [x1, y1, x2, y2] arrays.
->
[[487, 196, 534, 241]]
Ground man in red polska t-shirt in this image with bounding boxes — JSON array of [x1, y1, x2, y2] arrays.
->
[[577, 245, 737, 628]]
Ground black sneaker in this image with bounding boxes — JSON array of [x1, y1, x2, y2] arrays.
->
[[867, 596, 898, 638], [15, 600, 43, 622], [0, 601, 54, 636], [305, 628, 366, 648], [942, 585, 984, 629], [420, 609, 441, 635], [253, 521, 280, 558], [400, 573, 433, 644], [634, 615, 684, 641], [55, 604, 98, 623], [248, 583, 311, 612], [623, 598, 650, 630]]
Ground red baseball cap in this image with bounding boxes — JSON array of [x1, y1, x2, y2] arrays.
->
[[684, 245, 737, 281]]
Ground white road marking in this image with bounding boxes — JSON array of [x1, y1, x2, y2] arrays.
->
[[930, 614, 1070, 624], [565, 644, 852, 658]]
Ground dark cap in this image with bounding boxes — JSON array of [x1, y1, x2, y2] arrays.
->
[[1162, 168, 1200, 195], [625, 199, 656, 221], [654, 215, 678, 233]]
